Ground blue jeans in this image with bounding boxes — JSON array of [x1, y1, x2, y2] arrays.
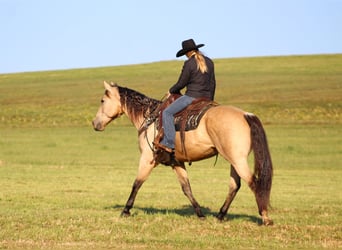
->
[[160, 95, 195, 149]]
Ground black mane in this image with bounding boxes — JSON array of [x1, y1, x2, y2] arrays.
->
[[118, 86, 161, 119]]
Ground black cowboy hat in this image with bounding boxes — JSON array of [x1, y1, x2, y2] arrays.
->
[[176, 39, 205, 57]]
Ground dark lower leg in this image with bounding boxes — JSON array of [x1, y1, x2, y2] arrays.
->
[[121, 179, 143, 216], [217, 166, 241, 220], [181, 179, 205, 218], [174, 166, 205, 218]]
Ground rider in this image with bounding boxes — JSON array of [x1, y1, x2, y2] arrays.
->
[[157, 38, 216, 156]]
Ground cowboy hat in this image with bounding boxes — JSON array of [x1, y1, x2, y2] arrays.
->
[[176, 39, 205, 57]]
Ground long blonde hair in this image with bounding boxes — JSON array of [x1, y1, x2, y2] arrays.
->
[[189, 50, 208, 74]]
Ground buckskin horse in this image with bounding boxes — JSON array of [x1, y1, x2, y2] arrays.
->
[[92, 81, 274, 225]]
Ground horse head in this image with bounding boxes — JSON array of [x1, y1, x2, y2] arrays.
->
[[92, 81, 123, 131]]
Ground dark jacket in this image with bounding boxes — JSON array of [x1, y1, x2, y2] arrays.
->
[[169, 55, 216, 100]]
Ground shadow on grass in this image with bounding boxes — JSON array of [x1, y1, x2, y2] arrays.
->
[[105, 204, 261, 224]]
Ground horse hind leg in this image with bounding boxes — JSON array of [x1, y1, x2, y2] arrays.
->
[[229, 160, 273, 225], [217, 165, 241, 220], [221, 159, 270, 224], [233, 159, 273, 226], [173, 165, 205, 218], [250, 177, 274, 226]]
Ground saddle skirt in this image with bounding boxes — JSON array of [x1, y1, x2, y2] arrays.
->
[[173, 98, 218, 131]]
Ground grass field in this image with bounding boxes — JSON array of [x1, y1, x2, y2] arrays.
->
[[0, 54, 341, 249]]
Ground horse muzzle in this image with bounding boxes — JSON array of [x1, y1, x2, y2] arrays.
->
[[92, 119, 105, 131]]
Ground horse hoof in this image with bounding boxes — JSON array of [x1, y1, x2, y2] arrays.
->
[[120, 211, 131, 217], [216, 213, 225, 221], [198, 215, 206, 220], [263, 218, 274, 226]]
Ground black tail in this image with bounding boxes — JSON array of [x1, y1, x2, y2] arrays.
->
[[244, 113, 273, 215]]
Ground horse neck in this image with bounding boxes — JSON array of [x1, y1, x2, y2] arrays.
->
[[118, 86, 160, 130]]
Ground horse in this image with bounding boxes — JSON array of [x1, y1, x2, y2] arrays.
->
[[92, 81, 274, 225]]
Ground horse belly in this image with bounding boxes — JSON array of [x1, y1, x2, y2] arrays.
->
[[174, 121, 217, 162]]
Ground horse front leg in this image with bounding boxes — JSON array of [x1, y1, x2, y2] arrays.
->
[[121, 154, 155, 217], [217, 165, 241, 220], [173, 165, 205, 218], [121, 179, 144, 217]]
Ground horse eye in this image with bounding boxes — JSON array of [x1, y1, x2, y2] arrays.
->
[[101, 99, 104, 103]]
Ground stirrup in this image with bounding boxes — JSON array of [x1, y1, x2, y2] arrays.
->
[[153, 148, 180, 167]]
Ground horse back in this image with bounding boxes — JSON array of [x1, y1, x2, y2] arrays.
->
[[204, 105, 251, 136]]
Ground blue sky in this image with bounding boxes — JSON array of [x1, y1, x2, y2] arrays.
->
[[1, 0, 341, 74]]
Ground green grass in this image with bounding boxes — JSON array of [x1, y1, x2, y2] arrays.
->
[[0, 54, 341, 249]]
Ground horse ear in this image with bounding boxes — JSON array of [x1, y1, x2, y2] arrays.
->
[[110, 82, 118, 87], [104, 81, 112, 93]]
